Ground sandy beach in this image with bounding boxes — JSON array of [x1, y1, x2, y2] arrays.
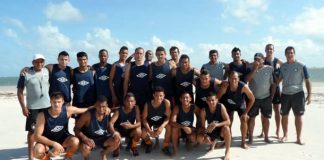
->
[[1, 83, 324, 160]]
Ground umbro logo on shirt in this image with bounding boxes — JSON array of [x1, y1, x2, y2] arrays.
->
[[78, 80, 89, 86], [201, 97, 206, 102], [227, 99, 236, 105], [151, 116, 162, 121], [181, 121, 191, 127], [57, 77, 68, 83], [180, 81, 191, 87], [155, 74, 166, 79], [94, 129, 106, 135], [136, 72, 147, 78], [51, 126, 64, 132], [99, 75, 109, 81]]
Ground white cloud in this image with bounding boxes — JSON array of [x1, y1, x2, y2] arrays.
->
[[271, 7, 324, 39], [4, 28, 18, 39], [219, 0, 269, 24], [45, 1, 82, 21], [1, 18, 27, 32], [222, 26, 237, 33], [37, 22, 71, 52], [151, 35, 164, 47]]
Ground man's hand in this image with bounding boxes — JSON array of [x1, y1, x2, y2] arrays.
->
[[22, 106, 29, 117], [83, 137, 95, 149]]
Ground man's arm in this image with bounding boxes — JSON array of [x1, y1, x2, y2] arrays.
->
[[142, 103, 152, 133], [123, 63, 131, 97], [170, 106, 181, 128], [109, 64, 118, 105], [67, 106, 95, 117], [305, 79, 312, 105], [74, 112, 95, 148], [242, 85, 255, 115]]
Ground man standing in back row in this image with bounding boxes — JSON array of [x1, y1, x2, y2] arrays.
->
[[279, 46, 311, 145], [17, 54, 51, 160]]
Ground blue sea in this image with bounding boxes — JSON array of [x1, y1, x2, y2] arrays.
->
[[0, 68, 323, 86]]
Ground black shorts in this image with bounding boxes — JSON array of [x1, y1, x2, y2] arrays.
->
[[93, 135, 112, 148], [207, 127, 221, 141], [25, 108, 47, 132], [226, 104, 245, 117], [272, 86, 281, 104], [115, 126, 134, 138], [249, 96, 272, 118], [48, 132, 72, 145], [280, 91, 305, 116]]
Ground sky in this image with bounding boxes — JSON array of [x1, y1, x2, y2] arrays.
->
[[0, 0, 324, 77]]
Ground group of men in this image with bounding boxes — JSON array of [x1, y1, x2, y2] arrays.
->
[[17, 44, 311, 160]]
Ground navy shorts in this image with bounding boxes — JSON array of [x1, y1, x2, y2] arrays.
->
[[249, 96, 272, 118], [280, 91, 305, 116], [272, 86, 281, 104]]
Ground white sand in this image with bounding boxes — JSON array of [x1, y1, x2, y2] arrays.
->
[[1, 83, 324, 160]]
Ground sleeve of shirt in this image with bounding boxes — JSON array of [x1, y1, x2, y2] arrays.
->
[[17, 75, 25, 89], [303, 65, 310, 79]]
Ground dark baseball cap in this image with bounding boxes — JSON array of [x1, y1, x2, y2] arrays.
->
[[254, 53, 264, 59]]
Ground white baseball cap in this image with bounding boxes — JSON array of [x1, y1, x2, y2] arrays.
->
[[33, 54, 45, 60]]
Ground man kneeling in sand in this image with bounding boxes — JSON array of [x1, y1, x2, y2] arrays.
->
[[34, 92, 91, 160], [75, 95, 121, 160], [197, 94, 231, 160]]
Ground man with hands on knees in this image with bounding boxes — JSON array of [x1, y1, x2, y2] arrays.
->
[[74, 95, 121, 160], [33, 92, 92, 160], [197, 93, 231, 160]]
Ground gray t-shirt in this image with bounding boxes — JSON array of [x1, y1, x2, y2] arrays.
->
[[280, 61, 310, 95], [201, 61, 225, 80], [17, 68, 50, 109], [249, 65, 274, 99]]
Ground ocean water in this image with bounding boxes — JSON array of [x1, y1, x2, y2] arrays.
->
[[0, 68, 323, 86]]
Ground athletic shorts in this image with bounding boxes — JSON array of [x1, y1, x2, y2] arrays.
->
[[280, 91, 305, 116], [93, 135, 112, 148], [226, 104, 245, 117], [272, 86, 281, 104], [180, 127, 195, 138], [25, 108, 47, 132], [115, 126, 133, 138], [48, 132, 72, 145], [207, 127, 221, 141], [248, 96, 272, 118]]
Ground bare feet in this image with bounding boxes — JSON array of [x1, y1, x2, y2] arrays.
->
[[264, 138, 272, 144], [100, 150, 107, 160], [215, 142, 225, 149], [296, 139, 305, 145], [224, 153, 230, 160], [275, 131, 280, 139], [258, 132, 264, 138], [279, 136, 288, 143], [248, 136, 253, 144], [241, 143, 249, 149]]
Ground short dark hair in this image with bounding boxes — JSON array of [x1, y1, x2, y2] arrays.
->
[[135, 47, 144, 53], [179, 54, 190, 62], [50, 92, 64, 99], [285, 46, 295, 54], [96, 95, 108, 103], [124, 92, 136, 101], [99, 49, 108, 56], [207, 92, 217, 98], [209, 49, 218, 56], [200, 69, 210, 76], [156, 46, 166, 53], [77, 51, 88, 59], [119, 46, 128, 53], [169, 46, 179, 53], [231, 47, 241, 54], [153, 86, 165, 93], [265, 44, 274, 49], [58, 51, 69, 58], [229, 71, 239, 77]]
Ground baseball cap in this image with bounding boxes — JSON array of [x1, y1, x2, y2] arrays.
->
[[254, 53, 264, 59], [33, 54, 45, 61]]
